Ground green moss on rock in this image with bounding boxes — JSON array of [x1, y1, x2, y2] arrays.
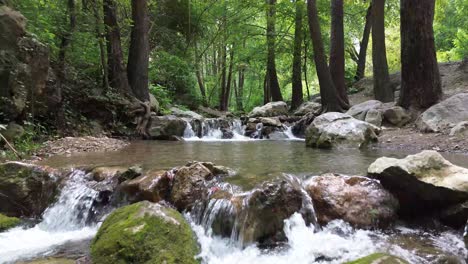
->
[[0, 213, 20, 232], [91, 201, 200, 264], [345, 253, 409, 264]]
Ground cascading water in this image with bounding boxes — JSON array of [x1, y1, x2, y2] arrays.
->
[[0, 170, 101, 263]]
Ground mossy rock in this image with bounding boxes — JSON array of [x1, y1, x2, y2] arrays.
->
[[91, 201, 200, 264], [346, 253, 409, 264], [16, 257, 75, 264], [0, 213, 20, 232]]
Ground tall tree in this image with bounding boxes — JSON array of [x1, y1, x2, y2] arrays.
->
[[399, 0, 441, 109], [329, 0, 349, 106], [265, 0, 283, 103], [103, 0, 131, 94], [307, 0, 348, 112], [354, 2, 373, 82], [291, 0, 304, 110], [127, 0, 150, 102], [372, 0, 393, 102]]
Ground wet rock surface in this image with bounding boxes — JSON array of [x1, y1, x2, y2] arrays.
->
[[305, 174, 398, 228], [305, 112, 379, 149], [148, 115, 187, 139]]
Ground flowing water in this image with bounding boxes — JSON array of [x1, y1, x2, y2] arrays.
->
[[0, 170, 100, 263], [3, 125, 468, 263]]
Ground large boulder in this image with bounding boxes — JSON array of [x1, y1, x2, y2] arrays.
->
[[248, 101, 288, 118], [305, 174, 398, 228], [0, 162, 62, 217], [293, 101, 322, 116], [148, 115, 187, 139], [90, 201, 199, 264], [305, 112, 379, 149], [368, 151, 468, 221], [346, 100, 383, 121], [416, 93, 468, 132], [0, 6, 50, 121], [170, 162, 214, 211], [292, 112, 316, 137], [383, 106, 411, 127]]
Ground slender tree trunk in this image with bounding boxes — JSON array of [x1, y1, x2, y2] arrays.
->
[[103, 0, 131, 94], [372, 0, 393, 102], [223, 48, 235, 111], [307, 0, 347, 112], [399, 0, 441, 109], [92, 0, 109, 91], [236, 67, 245, 111], [303, 30, 311, 100], [127, 0, 150, 102], [329, 0, 349, 107], [194, 40, 207, 106], [291, 0, 304, 110], [57, 0, 76, 101], [219, 43, 227, 111], [265, 0, 283, 102], [355, 2, 373, 82]]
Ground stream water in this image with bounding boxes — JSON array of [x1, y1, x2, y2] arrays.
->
[[1, 130, 468, 263]]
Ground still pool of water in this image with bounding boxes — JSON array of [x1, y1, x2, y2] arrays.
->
[[41, 140, 468, 189]]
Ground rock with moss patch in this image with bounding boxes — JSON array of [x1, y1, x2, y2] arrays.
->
[[0, 162, 61, 217], [345, 253, 408, 264], [91, 201, 199, 264], [0, 213, 20, 232]]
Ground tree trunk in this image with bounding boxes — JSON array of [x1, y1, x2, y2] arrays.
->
[[265, 0, 283, 102], [354, 2, 372, 82], [399, 0, 441, 110], [236, 67, 245, 111], [329, 0, 349, 106], [372, 0, 393, 102], [307, 0, 347, 112], [127, 0, 150, 102], [219, 43, 227, 111], [92, 0, 109, 91], [303, 30, 311, 100], [223, 48, 235, 111], [291, 0, 304, 110], [194, 41, 207, 106], [103, 0, 131, 94]]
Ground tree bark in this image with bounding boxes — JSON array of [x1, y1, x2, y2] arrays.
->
[[399, 0, 441, 110], [236, 67, 245, 111], [265, 0, 283, 103], [219, 43, 227, 110], [372, 0, 393, 102], [127, 0, 150, 102], [103, 0, 131, 94], [307, 0, 347, 112], [303, 29, 311, 100], [354, 2, 373, 82], [92, 0, 109, 91], [329, 0, 349, 106], [291, 0, 304, 110]]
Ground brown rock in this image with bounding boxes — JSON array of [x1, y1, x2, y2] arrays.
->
[[120, 170, 171, 203]]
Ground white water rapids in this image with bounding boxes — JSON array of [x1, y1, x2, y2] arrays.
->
[[0, 170, 100, 263]]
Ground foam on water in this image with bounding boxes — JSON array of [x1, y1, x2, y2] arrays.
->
[[0, 170, 100, 263]]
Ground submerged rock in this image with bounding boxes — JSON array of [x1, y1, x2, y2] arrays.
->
[[248, 101, 288, 118], [90, 201, 199, 264], [305, 174, 398, 228], [345, 253, 409, 264], [416, 93, 468, 132], [368, 151, 468, 221], [0, 213, 20, 232], [305, 112, 379, 149], [148, 115, 187, 139], [0, 162, 62, 217]]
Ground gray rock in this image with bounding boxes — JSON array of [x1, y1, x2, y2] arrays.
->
[[383, 106, 411, 127], [149, 94, 159, 113], [346, 100, 383, 120], [293, 101, 322, 116], [416, 93, 468, 132], [305, 112, 379, 149], [365, 109, 383, 127], [170, 107, 203, 119], [248, 101, 288, 118], [368, 151, 468, 221], [259, 117, 282, 127], [449, 121, 468, 137], [148, 115, 187, 139]]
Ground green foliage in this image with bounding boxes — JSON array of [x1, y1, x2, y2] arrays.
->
[[0, 214, 20, 232], [90, 202, 200, 264], [149, 84, 172, 114]]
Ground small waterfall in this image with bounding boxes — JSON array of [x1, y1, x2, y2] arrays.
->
[[0, 169, 101, 263], [184, 118, 250, 141], [183, 120, 197, 138]]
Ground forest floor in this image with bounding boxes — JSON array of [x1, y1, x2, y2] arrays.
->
[[376, 127, 468, 153]]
